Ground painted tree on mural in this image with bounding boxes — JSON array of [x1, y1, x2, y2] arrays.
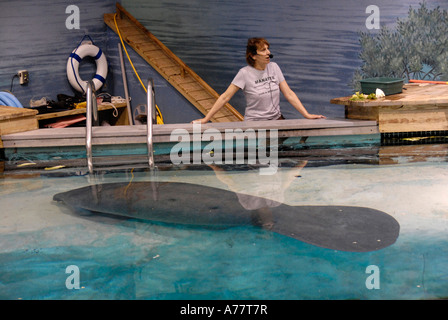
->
[[351, 3, 448, 91]]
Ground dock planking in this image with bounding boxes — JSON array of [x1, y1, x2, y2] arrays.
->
[[1, 118, 378, 149], [0, 106, 38, 142], [331, 83, 448, 133]]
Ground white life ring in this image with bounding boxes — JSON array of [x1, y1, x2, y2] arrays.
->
[[67, 43, 108, 93]]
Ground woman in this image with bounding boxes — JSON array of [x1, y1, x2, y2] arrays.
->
[[192, 37, 325, 123]]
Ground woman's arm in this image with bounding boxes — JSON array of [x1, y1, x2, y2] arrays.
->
[[192, 84, 240, 123], [279, 80, 326, 119]]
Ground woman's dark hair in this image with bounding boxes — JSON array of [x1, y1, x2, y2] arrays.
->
[[246, 38, 270, 67]]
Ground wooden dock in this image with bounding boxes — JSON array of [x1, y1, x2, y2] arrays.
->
[[104, 3, 243, 123], [331, 83, 448, 133], [0, 106, 38, 148], [4, 118, 448, 170], [35, 102, 128, 125], [1, 119, 378, 149]]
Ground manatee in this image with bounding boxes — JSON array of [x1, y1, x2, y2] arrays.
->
[[53, 181, 400, 252]]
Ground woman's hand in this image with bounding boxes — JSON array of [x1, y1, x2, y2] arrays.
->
[[279, 81, 326, 120], [191, 84, 240, 124], [191, 118, 209, 124], [304, 114, 326, 119]]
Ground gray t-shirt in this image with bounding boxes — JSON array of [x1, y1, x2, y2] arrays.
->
[[231, 62, 285, 121]]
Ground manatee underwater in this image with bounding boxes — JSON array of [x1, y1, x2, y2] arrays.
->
[[53, 181, 400, 252]]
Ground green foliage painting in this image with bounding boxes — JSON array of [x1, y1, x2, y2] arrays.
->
[[351, 3, 448, 91]]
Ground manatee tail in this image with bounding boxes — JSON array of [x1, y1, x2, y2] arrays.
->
[[268, 205, 399, 252]]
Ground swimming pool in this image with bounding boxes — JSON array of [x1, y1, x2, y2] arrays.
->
[[1, 151, 447, 300]]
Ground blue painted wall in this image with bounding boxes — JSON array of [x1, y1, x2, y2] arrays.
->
[[0, 0, 202, 123], [1, 0, 114, 104], [105, 28, 204, 123], [122, 0, 447, 119], [1, 0, 447, 123]]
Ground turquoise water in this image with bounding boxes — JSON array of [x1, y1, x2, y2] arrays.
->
[[1, 159, 447, 300], [3, 0, 448, 301]]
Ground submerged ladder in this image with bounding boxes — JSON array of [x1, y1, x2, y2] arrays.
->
[[146, 79, 155, 170], [85, 79, 156, 173], [86, 80, 98, 174]]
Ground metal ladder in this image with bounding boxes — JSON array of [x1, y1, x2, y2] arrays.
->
[[85, 79, 155, 174], [146, 79, 155, 170], [86, 80, 98, 174]]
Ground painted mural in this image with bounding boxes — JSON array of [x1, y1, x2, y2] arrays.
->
[[1, 0, 447, 122], [352, 2, 448, 90]]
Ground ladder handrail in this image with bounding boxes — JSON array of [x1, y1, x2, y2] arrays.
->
[[86, 80, 98, 174], [147, 79, 155, 170], [86, 79, 155, 173]]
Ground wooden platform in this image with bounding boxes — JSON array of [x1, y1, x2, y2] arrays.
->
[[0, 106, 38, 147], [331, 83, 448, 133], [36, 102, 129, 126], [1, 119, 378, 149], [104, 3, 243, 123], [0, 102, 133, 148]]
